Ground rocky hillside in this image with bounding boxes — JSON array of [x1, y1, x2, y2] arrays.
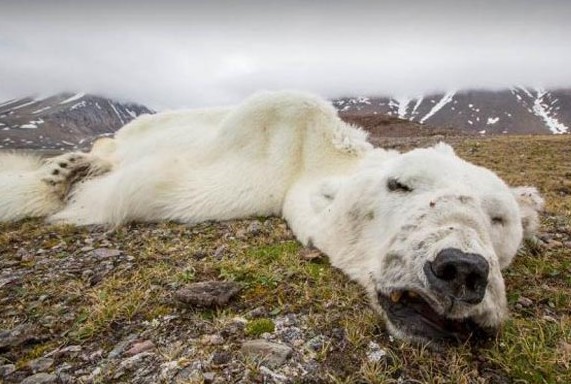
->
[[334, 87, 571, 135], [0, 93, 152, 150]]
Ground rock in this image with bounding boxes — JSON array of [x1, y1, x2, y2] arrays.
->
[[241, 340, 292, 368], [118, 351, 155, 371], [366, 341, 387, 362], [159, 361, 181, 382], [247, 306, 267, 319], [0, 275, 19, 288], [175, 281, 242, 308], [213, 245, 227, 259], [21, 373, 57, 384], [203, 371, 216, 383], [211, 350, 232, 365], [0, 364, 16, 377], [200, 334, 224, 345], [27, 357, 54, 373], [299, 247, 323, 261], [564, 241, 571, 249], [91, 248, 121, 258], [517, 296, 533, 307], [0, 324, 38, 349], [305, 335, 327, 351], [108, 333, 138, 359], [56, 372, 74, 384], [247, 221, 262, 236], [259, 366, 288, 383], [125, 340, 155, 355], [173, 362, 203, 383], [559, 341, 571, 354], [544, 240, 563, 250]]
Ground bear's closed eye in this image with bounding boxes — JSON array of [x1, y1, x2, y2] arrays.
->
[[387, 178, 413, 193]]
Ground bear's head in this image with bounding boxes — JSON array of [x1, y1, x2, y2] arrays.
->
[[321, 143, 543, 345]]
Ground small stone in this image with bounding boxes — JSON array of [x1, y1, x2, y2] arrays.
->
[[211, 350, 232, 365], [108, 333, 138, 359], [175, 281, 242, 308], [299, 247, 323, 261], [56, 372, 74, 384], [366, 341, 387, 362], [305, 335, 327, 351], [59, 345, 82, 355], [259, 366, 288, 382], [247, 221, 262, 236], [87, 367, 102, 381], [517, 296, 533, 307], [91, 248, 121, 258], [564, 241, 571, 249], [247, 306, 267, 319], [241, 340, 292, 368], [0, 324, 38, 349], [89, 349, 104, 361], [118, 351, 154, 370], [213, 245, 227, 259], [559, 341, 571, 354], [159, 361, 181, 382], [80, 246, 94, 252], [544, 240, 563, 250], [125, 340, 155, 355], [200, 334, 224, 345], [0, 364, 16, 377], [203, 372, 216, 383], [27, 357, 54, 373], [173, 362, 203, 383], [21, 373, 57, 384]]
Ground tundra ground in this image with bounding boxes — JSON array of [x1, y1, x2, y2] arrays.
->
[[1, 135, 570, 383]]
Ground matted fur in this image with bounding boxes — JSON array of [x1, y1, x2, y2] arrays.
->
[[0, 91, 543, 343]]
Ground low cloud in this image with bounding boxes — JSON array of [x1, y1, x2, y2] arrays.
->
[[1, 0, 570, 109]]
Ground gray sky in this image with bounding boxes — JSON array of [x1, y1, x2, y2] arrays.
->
[[1, 0, 570, 109]]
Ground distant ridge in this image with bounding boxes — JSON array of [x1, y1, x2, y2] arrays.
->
[[0, 93, 153, 150], [334, 87, 571, 135]]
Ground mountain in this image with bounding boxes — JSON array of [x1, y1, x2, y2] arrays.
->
[[334, 87, 571, 135], [0, 93, 153, 150]]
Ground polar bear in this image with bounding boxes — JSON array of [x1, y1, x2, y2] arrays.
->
[[0, 91, 543, 344]]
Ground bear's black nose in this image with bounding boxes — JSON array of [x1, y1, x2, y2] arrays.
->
[[424, 248, 489, 304]]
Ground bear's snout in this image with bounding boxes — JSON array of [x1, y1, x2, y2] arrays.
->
[[424, 248, 489, 305]]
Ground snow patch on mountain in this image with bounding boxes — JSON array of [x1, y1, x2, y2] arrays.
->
[[419, 91, 456, 124], [60, 92, 86, 105], [532, 88, 568, 134]]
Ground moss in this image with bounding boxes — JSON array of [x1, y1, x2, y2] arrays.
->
[[245, 318, 276, 336]]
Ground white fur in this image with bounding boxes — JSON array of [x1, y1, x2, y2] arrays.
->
[[0, 91, 542, 342]]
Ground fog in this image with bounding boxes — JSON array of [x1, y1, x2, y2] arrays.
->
[[1, 0, 570, 109]]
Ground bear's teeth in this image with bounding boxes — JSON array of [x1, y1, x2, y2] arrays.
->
[[408, 291, 418, 298], [390, 291, 402, 302]]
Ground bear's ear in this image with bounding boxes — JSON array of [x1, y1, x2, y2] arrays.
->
[[511, 186, 544, 239], [432, 142, 456, 157]]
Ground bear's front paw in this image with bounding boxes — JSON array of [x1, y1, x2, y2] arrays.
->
[[41, 153, 89, 186]]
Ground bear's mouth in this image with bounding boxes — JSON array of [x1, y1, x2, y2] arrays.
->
[[378, 289, 497, 344]]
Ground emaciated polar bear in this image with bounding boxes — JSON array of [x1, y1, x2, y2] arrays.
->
[[0, 91, 543, 344]]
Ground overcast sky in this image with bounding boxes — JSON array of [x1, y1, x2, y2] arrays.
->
[[1, 0, 570, 109]]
